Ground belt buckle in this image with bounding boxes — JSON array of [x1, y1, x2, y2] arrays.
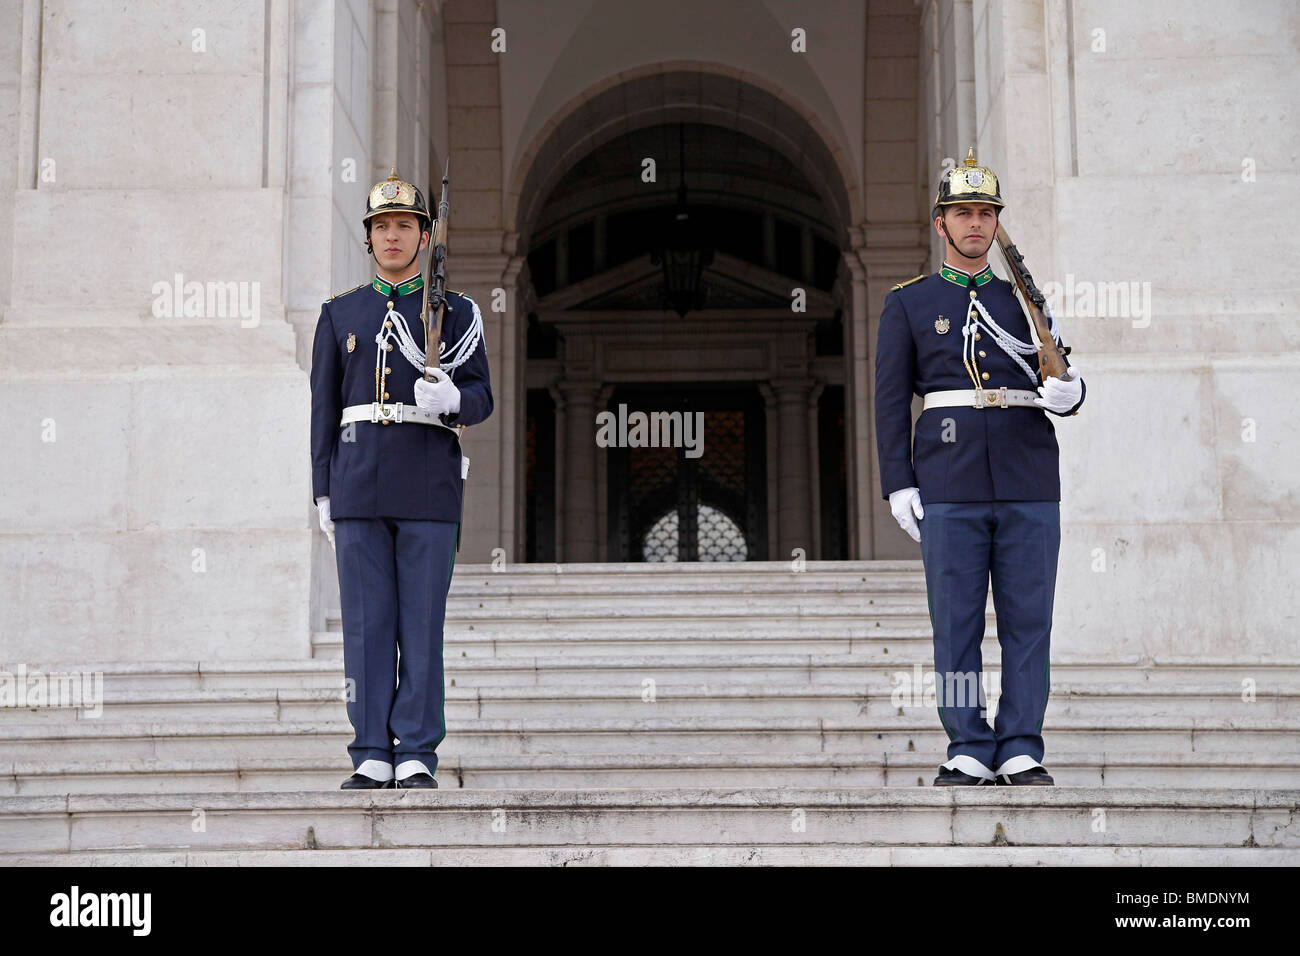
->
[[979, 386, 1008, 408], [373, 402, 404, 424]]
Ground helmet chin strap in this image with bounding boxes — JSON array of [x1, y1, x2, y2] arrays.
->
[[941, 221, 962, 256]]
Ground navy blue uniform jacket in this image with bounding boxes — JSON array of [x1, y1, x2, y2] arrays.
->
[[311, 283, 493, 521], [875, 270, 1084, 503]]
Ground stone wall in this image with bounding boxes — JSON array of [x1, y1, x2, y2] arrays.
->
[[920, 0, 1300, 658], [0, 1, 308, 661]]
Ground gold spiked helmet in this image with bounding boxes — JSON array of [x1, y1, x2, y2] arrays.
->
[[363, 167, 431, 228], [935, 147, 1005, 210]]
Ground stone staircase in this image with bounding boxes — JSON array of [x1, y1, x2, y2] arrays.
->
[[2, 561, 1297, 864]]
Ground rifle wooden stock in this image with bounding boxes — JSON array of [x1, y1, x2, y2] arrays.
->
[[995, 223, 1069, 381], [421, 159, 451, 382]]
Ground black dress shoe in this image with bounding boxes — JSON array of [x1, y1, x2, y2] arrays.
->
[[933, 767, 993, 786], [996, 766, 1055, 786], [396, 772, 438, 789], [340, 772, 395, 790]]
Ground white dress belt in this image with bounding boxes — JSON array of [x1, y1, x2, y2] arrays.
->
[[340, 402, 470, 479], [340, 401, 460, 431], [923, 387, 1039, 410]]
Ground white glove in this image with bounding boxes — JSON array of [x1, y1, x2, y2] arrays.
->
[[413, 366, 461, 418], [1033, 365, 1083, 414], [316, 496, 335, 548], [889, 486, 924, 543]]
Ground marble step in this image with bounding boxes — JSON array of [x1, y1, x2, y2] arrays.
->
[[342, 614, 951, 635], [11, 846, 1299, 865], [444, 560, 927, 592], [2, 788, 1296, 859], [443, 590, 938, 611], [5, 750, 1300, 796], [17, 656, 1296, 693], [314, 627, 988, 658], [2, 716, 1297, 763], [353, 603, 945, 623], [2, 681, 1294, 725]]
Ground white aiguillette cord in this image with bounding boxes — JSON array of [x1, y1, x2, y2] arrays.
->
[[962, 267, 1061, 387], [991, 245, 1064, 384], [375, 296, 484, 378]]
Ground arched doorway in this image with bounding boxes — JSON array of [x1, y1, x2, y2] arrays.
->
[[510, 69, 858, 563]]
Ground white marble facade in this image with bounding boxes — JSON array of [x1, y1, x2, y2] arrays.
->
[[0, 0, 1295, 664]]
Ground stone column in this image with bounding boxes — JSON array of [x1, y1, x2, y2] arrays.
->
[[547, 381, 567, 560], [444, 0, 508, 562], [0, 2, 312, 664], [448, 252, 511, 562], [806, 381, 826, 559], [507, 254, 536, 563], [757, 382, 779, 559], [854, 0, 926, 558], [841, 241, 872, 560], [497, 253, 528, 563], [595, 383, 617, 561], [856, 243, 930, 560], [558, 378, 600, 562], [772, 377, 815, 558]]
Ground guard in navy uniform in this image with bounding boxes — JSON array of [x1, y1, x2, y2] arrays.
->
[[310, 168, 493, 790], [875, 148, 1085, 787]]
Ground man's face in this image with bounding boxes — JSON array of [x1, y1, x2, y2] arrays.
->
[[369, 211, 427, 270], [936, 202, 998, 258]]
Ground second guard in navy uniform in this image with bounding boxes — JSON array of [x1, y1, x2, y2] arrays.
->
[[875, 149, 1085, 786], [310, 168, 493, 789]]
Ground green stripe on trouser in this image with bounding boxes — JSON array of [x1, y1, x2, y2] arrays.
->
[[447, 523, 460, 587], [1037, 656, 1049, 733]]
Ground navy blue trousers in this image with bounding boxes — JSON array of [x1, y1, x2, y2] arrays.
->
[[918, 501, 1059, 775], [334, 517, 459, 773]]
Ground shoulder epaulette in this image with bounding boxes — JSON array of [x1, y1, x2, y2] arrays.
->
[[447, 288, 479, 311], [890, 275, 926, 291], [326, 283, 364, 302]]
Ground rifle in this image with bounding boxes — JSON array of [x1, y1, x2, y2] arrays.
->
[[419, 159, 468, 554], [421, 158, 451, 381], [994, 223, 1069, 381]]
